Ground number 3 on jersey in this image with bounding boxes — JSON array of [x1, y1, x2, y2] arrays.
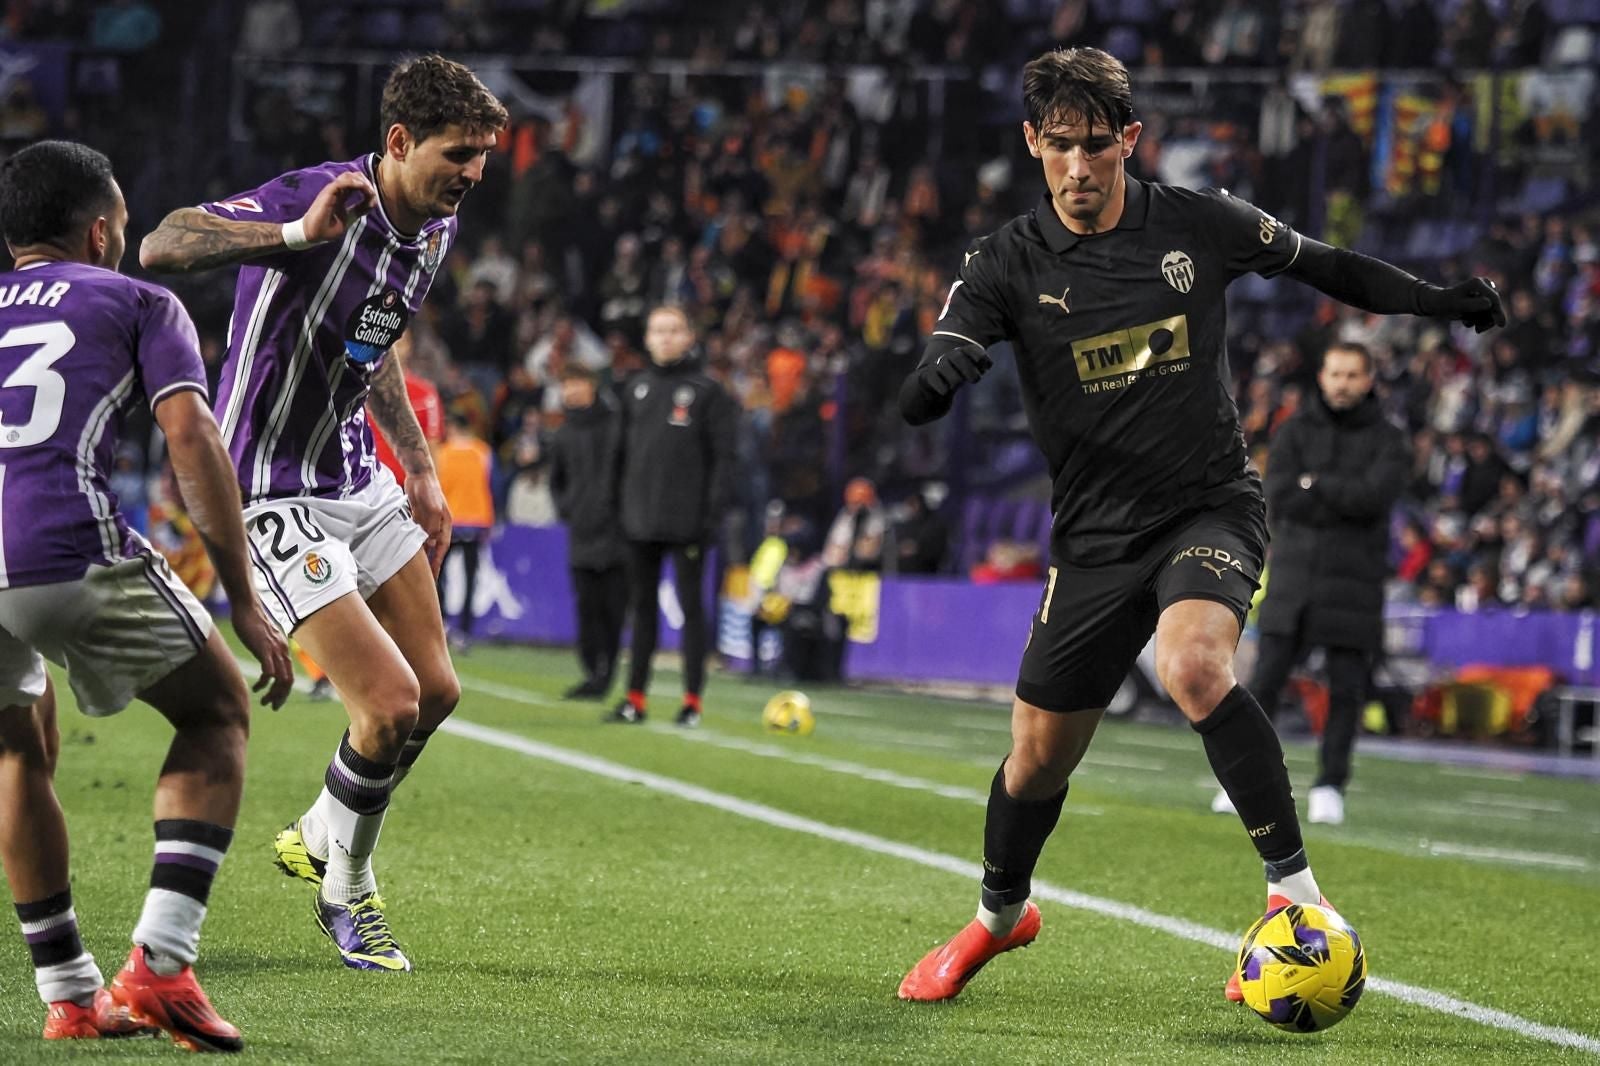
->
[[252, 504, 327, 562], [0, 321, 75, 448]]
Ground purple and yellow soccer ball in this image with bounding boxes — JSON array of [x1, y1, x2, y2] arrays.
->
[[1237, 902, 1366, 1033]]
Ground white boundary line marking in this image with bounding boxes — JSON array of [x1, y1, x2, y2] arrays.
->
[[658, 725, 1105, 816], [436, 712, 1600, 1057], [448, 672, 1596, 874]]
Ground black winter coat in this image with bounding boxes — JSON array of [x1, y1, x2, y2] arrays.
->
[[615, 358, 739, 545], [549, 400, 627, 570], [1257, 393, 1409, 653]]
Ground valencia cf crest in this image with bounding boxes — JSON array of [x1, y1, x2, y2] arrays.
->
[[670, 385, 695, 427], [422, 230, 445, 274], [1161, 251, 1196, 294]]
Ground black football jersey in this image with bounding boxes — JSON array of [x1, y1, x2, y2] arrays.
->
[[934, 179, 1302, 566]]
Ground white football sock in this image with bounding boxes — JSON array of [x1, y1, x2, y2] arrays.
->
[[976, 900, 1028, 937], [1268, 867, 1322, 905]]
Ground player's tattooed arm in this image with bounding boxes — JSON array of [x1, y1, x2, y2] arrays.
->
[[139, 208, 288, 274], [367, 349, 435, 477], [369, 341, 453, 574], [141, 171, 378, 273]]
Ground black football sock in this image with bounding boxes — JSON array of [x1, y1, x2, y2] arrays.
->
[[1193, 685, 1306, 870], [978, 761, 1068, 921]]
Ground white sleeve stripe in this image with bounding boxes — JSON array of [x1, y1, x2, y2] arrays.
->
[[147, 380, 207, 409], [1263, 231, 1302, 278], [932, 330, 985, 347]]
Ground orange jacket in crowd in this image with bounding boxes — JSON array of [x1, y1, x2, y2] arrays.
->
[[437, 431, 495, 532]]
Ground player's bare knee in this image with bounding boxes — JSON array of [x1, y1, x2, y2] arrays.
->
[[1157, 644, 1234, 719], [353, 678, 422, 751], [1004, 741, 1074, 799], [421, 670, 461, 722]]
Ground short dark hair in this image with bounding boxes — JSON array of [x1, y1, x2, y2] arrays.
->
[[1022, 48, 1134, 136], [1322, 341, 1374, 373], [0, 140, 118, 248], [559, 363, 598, 385], [379, 54, 508, 147]]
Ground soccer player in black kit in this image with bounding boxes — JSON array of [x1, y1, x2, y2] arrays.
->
[[896, 48, 1503, 1004]]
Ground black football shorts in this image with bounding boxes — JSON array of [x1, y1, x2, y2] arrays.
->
[[1015, 494, 1267, 712]]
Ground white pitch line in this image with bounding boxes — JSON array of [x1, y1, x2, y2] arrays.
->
[[1438, 766, 1527, 783], [657, 726, 1107, 818], [662, 726, 990, 804], [435, 715, 1600, 1058], [1460, 792, 1571, 814], [1417, 802, 1535, 824], [1078, 752, 1168, 773], [1424, 841, 1591, 871], [1100, 730, 1197, 752], [454, 671, 1598, 874]]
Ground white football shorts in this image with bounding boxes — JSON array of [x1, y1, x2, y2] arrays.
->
[[243, 465, 427, 634]]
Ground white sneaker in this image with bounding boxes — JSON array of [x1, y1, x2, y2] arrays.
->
[[1307, 785, 1345, 825], [1210, 788, 1237, 815]]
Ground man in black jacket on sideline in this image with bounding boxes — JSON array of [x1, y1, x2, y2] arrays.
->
[[549, 364, 628, 700], [1214, 340, 1408, 827], [607, 305, 739, 727]]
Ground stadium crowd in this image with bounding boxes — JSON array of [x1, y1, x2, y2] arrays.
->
[[1, 0, 1597, 615]]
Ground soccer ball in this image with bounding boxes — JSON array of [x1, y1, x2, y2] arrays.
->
[[1236, 902, 1366, 1033], [761, 691, 815, 736]]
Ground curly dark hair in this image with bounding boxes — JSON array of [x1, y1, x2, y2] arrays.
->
[[379, 54, 508, 147], [1022, 48, 1134, 136], [0, 140, 118, 248]]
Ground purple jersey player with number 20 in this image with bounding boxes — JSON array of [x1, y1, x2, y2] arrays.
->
[[141, 54, 507, 973]]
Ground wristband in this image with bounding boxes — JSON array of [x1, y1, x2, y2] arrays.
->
[[281, 218, 315, 251]]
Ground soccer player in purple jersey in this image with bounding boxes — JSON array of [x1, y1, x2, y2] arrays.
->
[[141, 55, 506, 972], [0, 141, 292, 1051]]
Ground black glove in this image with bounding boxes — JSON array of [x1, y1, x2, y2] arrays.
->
[[1416, 277, 1507, 334], [918, 339, 993, 397]]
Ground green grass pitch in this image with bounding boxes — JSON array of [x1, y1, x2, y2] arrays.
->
[[2, 644, 1596, 1064]]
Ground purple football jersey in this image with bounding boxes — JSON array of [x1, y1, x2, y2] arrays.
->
[[204, 155, 455, 503], [0, 261, 207, 587]]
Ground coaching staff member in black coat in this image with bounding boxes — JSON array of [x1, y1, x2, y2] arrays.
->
[[606, 305, 738, 728], [1224, 340, 1408, 828], [549, 364, 629, 700]]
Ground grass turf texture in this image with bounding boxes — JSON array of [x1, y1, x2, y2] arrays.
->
[[2, 644, 1596, 1064]]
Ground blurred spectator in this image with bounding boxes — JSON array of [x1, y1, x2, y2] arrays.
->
[[148, 462, 214, 601], [0, 81, 49, 146], [891, 490, 948, 575], [442, 279, 518, 402], [768, 526, 847, 683], [467, 235, 518, 305], [90, 0, 160, 51], [970, 539, 1044, 585], [549, 365, 628, 700], [238, 0, 300, 55], [823, 477, 887, 571], [435, 412, 496, 647], [502, 408, 556, 526]]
